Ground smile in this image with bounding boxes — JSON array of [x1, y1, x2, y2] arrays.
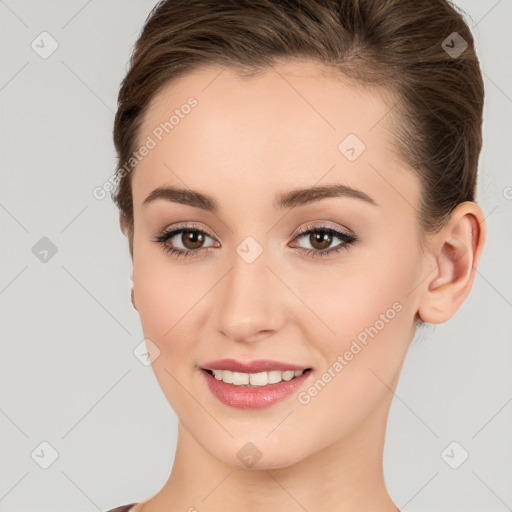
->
[[200, 367, 313, 409], [203, 368, 309, 387]]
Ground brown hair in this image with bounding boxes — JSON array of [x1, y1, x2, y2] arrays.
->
[[112, 0, 484, 257]]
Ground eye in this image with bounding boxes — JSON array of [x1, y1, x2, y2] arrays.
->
[[153, 223, 357, 259], [290, 225, 357, 258], [152, 223, 217, 259]]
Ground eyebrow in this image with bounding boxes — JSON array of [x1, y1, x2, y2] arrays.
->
[[142, 183, 378, 212]]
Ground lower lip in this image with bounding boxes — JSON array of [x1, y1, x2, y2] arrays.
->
[[200, 368, 313, 410]]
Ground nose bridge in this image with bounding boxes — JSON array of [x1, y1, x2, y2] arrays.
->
[[214, 235, 284, 342]]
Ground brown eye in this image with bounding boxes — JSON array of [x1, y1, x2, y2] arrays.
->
[[292, 226, 357, 258], [153, 224, 357, 260], [181, 229, 206, 250], [153, 225, 217, 258], [308, 230, 333, 251]]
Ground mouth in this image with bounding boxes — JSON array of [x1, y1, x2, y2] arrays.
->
[[200, 365, 314, 409], [201, 367, 313, 387]]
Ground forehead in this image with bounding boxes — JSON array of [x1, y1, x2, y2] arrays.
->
[[132, 59, 416, 214], [141, 59, 398, 142]]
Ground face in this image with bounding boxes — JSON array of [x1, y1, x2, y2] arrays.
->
[[130, 59, 425, 469]]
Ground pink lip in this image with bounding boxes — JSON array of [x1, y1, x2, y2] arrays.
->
[[199, 365, 313, 410], [201, 358, 311, 373]]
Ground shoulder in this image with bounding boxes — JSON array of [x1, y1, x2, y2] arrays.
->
[[105, 504, 138, 512]]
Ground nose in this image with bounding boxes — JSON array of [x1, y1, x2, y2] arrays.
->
[[214, 243, 287, 344]]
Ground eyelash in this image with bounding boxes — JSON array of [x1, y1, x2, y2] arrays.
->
[[152, 223, 357, 260]]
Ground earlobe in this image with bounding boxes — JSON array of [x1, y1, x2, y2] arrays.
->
[[129, 270, 137, 311], [119, 214, 128, 235], [417, 202, 487, 324], [131, 286, 137, 311]]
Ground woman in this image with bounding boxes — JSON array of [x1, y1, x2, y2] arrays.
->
[[107, 0, 486, 510]]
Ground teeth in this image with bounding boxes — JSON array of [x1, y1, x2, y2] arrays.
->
[[209, 369, 306, 386]]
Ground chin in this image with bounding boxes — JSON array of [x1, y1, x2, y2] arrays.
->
[[204, 436, 310, 472]]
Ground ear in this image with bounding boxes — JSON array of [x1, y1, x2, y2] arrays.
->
[[120, 214, 134, 260], [131, 285, 138, 311], [417, 201, 487, 324], [119, 213, 128, 235]]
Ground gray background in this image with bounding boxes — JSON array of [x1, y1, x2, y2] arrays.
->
[[1, 1, 511, 511]]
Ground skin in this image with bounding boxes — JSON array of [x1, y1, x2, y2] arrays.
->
[[122, 59, 486, 512]]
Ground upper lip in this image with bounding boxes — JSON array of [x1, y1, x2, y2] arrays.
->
[[201, 358, 311, 373]]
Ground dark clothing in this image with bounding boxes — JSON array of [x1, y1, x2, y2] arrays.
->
[[105, 504, 137, 512]]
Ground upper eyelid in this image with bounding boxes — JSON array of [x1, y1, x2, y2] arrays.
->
[[161, 223, 215, 241], [294, 223, 351, 236]]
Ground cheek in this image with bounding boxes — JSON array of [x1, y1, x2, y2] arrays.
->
[[133, 267, 171, 333], [295, 262, 414, 439], [132, 248, 211, 371], [132, 260, 201, 411], [302, 241, 418, 375], [132, 245, 192, 343]]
